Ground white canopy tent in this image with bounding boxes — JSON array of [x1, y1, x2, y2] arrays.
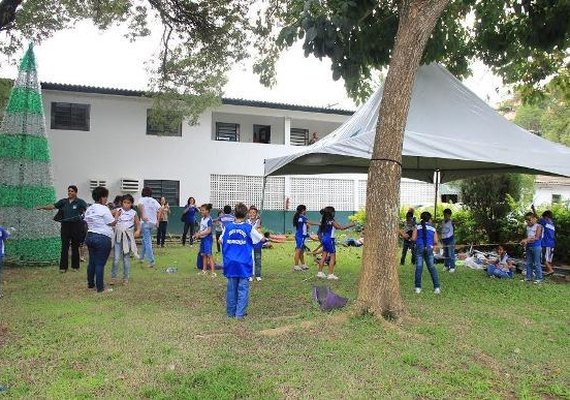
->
[[264, 63, 570, 184]]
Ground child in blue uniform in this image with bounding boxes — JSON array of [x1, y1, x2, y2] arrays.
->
[[485, 245, 513, 279], [521, 212, 543, 283], [220, 203, 265, 319], [441, 208, 456, 272], [539, 210, 555, 276], [247, 206, 263, 281], [292, 204, 319, 271], [194, 204, 216, 276], [0, 225, 10, 298], [412, 211, 441, 294], [316, 206, 355, 280]]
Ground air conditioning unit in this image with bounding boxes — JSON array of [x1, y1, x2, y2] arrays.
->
[[89, 179, 107, 191], [121, 178, 139, 192]]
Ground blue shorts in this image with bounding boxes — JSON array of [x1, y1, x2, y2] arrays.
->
[[200, 236, 213, 255], [322, 237, 336, 254], [295, 235, 306, 250]]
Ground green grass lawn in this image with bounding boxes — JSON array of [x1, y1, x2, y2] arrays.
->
[[1, 239, 569, 399]]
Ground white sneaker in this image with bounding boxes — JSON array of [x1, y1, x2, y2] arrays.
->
[[256, 277, 262, 281], [327, 274, 339, 280], [293, 265, 303, 271], [301, 264, 309, 270], [316, 271, 327, 279], [434, 288, 441, 295], [415, 288, 422, 294], [248, 277, 253, 282], [449, 268, 456, 273]]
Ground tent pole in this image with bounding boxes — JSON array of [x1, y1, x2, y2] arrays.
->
[[260, 174, 267, 214], [433, 169, 440, 222]]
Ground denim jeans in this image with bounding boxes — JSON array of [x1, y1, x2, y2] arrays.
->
[[156, 221, 168, 246], [140, 222, 156, 265], [486, 264, 512, 279], [0, 255, 4, 292], [414, 245, 440, 289], [85, 232, 112, 292], [526, 246, 543, 281], [442, 237, 456, 269], [401, 239, 416, 265], [253, 248, 262, 277], [226, 277, 250, 318], [112, 241, 130, 280]]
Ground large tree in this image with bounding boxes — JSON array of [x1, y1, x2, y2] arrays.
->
[[254, 0, 569, 319]]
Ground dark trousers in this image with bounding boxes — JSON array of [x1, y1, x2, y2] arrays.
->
[[253, 248, 262, 277], [182, 222, 195, 245], [85, 232, 112, 292], [60, 221, 84, 271], [401, 239, 416, 265], [157, 221, 168, 246], [215, 231, 221, 252]]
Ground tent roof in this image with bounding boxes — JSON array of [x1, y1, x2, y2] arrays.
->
[[264, 64, 570, 183]]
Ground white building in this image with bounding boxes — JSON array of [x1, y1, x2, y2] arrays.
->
[[535, 175, 570, 206], [41, 82, 448, 212]]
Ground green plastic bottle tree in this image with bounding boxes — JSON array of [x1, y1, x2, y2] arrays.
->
[[0, 44, 60, 265]]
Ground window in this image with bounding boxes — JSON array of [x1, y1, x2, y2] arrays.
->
[[552, 194, 562, 204], [146, 109, 182, 136], [253, 124, 271, 144], [51, 102, 90, 131], [143, 180, 180, 206], [215, 122, 240, 141], [290, 128, 309, 146]]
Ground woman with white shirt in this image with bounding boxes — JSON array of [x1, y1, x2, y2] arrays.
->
[[83, 186, 116, 293]]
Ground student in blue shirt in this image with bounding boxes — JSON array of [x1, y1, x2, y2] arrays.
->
[[214, 205, 235, 253], [411, 211, 441, 294], [521, 212, 543, 283], [485, 245, 513, 279], [316, 206, 355, 280], [441, 208, 456, 273], [292, 204, 319, 272], [181, 197, 198, 246], [220, 203, 266, 319], [194, 204, 215, 276], [539, 210, 556, 276], [0, 225, 11, 298]]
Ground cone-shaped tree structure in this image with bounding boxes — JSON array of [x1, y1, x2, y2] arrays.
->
[[0, 44, 60, 265]]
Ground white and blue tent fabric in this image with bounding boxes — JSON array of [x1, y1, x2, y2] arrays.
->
[[264, 64, 570, 183]]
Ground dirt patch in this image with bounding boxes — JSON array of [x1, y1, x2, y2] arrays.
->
[[258, 314, 348, 337], [0, 325, 8, 347]]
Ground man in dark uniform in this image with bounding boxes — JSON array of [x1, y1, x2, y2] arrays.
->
[[39, 185, 87, 272]]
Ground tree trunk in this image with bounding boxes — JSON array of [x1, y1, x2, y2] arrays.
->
[[356, 0, 450, 320]]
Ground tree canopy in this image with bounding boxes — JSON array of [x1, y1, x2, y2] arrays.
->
[[0, 0, 254, 123], [254, 0, 569, 101]]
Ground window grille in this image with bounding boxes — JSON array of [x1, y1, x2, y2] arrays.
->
[[121, 179, 139, 192], [51, 102, 90, 131], [143, 179, 180, 205], [146, 109, 182, 136], [210, 174, 285, 210], [89, 179, 107, 191], [290, 177, 354, 211], [357, 179, 436, 209], [215, 122, 240, 142], [358, 180, 367, 209], [290, 128, 309, 146]]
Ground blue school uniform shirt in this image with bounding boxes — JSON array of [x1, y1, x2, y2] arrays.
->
[[415, 222, 436, 247], [199, 216, 213, 240], [295, 215, 308, 237], [539, 217, 555, 247], [219, 213, 236, 228], [184, 205, 198, 223], [220, 221, 263, 278], [0, 226, 9, 256], [322, 220, 335, 239]]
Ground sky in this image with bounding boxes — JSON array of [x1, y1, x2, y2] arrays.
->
[[0, 21, 510, 110]]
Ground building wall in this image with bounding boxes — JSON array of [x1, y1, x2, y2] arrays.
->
[[535, 184, 570, 205], [43, 90, 347, 205]]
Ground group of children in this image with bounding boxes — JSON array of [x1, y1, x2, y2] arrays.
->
[[399, 207, 557, 295]]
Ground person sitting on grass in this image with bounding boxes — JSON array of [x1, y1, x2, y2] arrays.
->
[[220, 202, 267, 320], [344, 236, 364, 247], [484, 245, 513, 279]]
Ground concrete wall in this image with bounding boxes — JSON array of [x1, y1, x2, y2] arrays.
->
[[535, 184, 570, 206]]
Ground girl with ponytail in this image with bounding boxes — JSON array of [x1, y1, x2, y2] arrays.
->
[[316, 206, 355, 280], [292, 205, 319, 271]]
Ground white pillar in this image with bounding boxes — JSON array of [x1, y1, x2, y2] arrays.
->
[[284, 117, 291, 146]]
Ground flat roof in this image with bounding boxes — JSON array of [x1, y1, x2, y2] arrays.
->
[[40, 82, 354, 116]]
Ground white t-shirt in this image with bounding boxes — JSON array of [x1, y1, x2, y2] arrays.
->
[[84, 203, 114, 238], [137, 196, 161, 224], [116, 208, 137, 230]]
